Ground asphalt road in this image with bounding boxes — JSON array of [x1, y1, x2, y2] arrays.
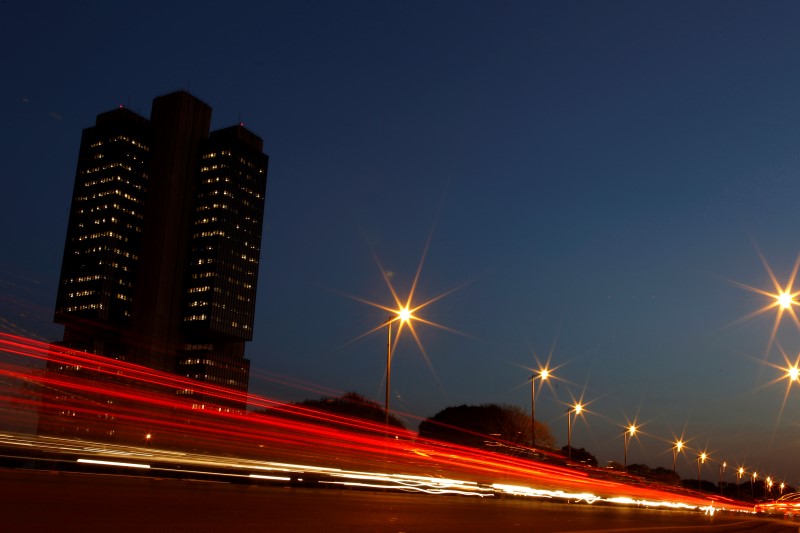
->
[[1, 468, 797, 533]]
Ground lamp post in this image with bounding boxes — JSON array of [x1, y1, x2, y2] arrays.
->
[[752, 472, 757, 499], [384, 308, 412, 426], [767, 476, 773, 497], [567, 403, 583, 462], [781, 482, 785, 496], [623, 424, 636, 469], [719, 461, 726, 495], [530, 368, 550, 448], [738, 467, 744, 500], [672, 440, 684, 475], [697, 452, 707, 491]]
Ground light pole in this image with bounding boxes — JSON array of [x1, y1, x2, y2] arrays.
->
[[697, 452, 707, 491], [752, 472, 757, 499], [672, 440, 684, 476], [719, 461, 726, 495], [530, 368, 550, 448], [738, 467, 744, 500], [623, 424, 636, 469], [781, 482, 785, 496], [767, 476, 773, 497], [567, 403, 583, 462], [384, 308, 412, 426]]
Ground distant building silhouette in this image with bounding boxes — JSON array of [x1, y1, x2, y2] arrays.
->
[[52, 91, 268, 412]]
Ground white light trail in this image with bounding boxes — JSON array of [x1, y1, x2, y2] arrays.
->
[[77, 458, 150, 469]]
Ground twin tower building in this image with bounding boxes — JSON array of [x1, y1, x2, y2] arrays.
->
[[53, 91, 268, 410]]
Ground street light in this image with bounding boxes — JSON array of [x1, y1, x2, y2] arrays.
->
[[567, 402, 583, 462], [623, 424, 637, 469], [672, 440, 684, 475], [767, 476, 773, 496], [752, 472, 758, 499], [697, 452, 707, 491], [719, 461, 726, 495], [384, 307, 412, 426], [530, 368, 551, 448], [738, 467, 745, 499], [781, 482, 786, 496]]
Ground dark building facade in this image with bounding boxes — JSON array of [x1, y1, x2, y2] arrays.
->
[[53, 91, 268, 411]]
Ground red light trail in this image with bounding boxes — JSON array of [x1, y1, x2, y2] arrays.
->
[[0, 332, 752, 514]]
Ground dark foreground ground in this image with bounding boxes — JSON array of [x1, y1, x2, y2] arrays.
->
[[1, 468, 797, 533]]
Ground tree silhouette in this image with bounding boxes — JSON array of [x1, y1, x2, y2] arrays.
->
[[295, 392, 406, 428], [418, 403, 555, 453], [256, 392, 407, 430], [561, 445, 598, 466]]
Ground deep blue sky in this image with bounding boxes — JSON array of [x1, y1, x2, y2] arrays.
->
[[4, 0, 800, 483]]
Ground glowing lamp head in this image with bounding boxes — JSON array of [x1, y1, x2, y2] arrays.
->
[[778, 292, 794, 310], [628, 425, 637, 436], [574, 403, 583, 415], [738, 467, 745, 476], [700, 452, 707, 463], [397, 307, 412, 323], [789, 365, 800, 382], [675, 440, 684, 452], [540, 369, 550, 381]]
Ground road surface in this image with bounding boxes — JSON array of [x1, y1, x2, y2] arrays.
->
[[1, 468, 796, 532]]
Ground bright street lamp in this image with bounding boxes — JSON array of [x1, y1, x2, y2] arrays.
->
[[530, 368, 551, 449], [697, 452, 707, 491], [623, 424, 637, 469], [752, 472, 758, 499], [778, 292, 795, 309], [719, 461, 727, 495], [567, 402, 583, 462], [672, 440, 684, 475], [737, 467, 745, 499], [384, 307, 412, 426]]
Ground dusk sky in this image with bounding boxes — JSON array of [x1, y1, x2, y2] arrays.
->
[[5, 1, 800, 482]]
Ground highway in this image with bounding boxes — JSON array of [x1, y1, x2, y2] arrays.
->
[[0, 335, 796, 531], [1, 468, 796, 532]]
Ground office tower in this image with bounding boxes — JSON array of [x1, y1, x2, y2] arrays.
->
[[53, 91, 268, 411]]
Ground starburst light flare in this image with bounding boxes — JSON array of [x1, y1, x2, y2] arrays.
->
[[729, 251, 800, 355], [335, 229, 474, 423]]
